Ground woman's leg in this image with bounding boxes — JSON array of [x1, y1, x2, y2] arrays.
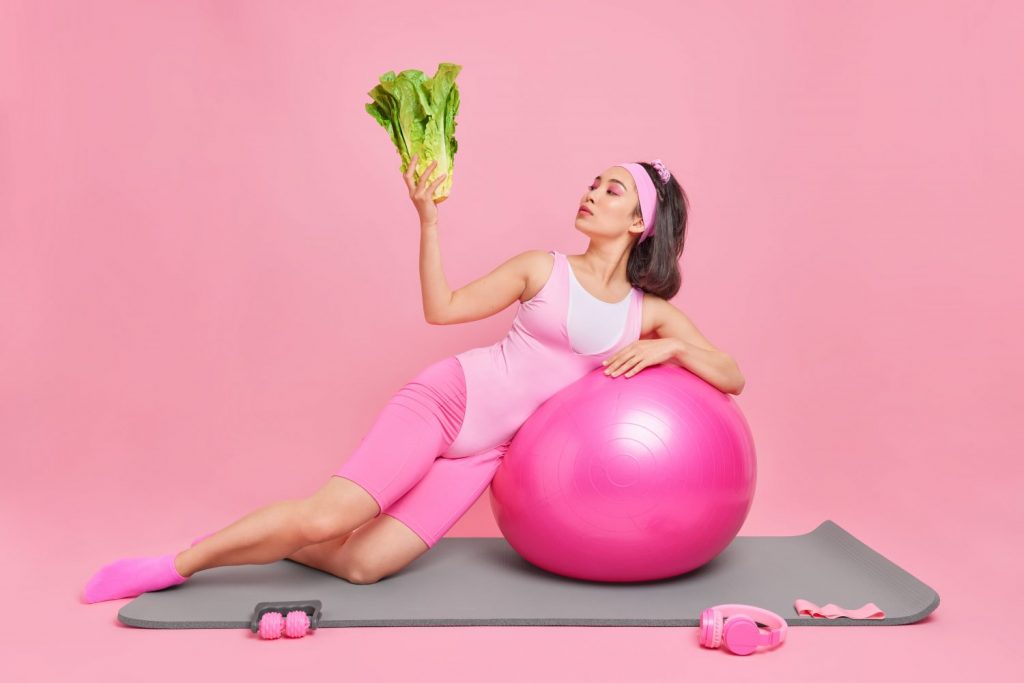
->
[[173, 476, 380, 577], [284, 357, 470, 580], [83, 356, 466, 603], [285, 528, 356, 567], [177, 356, 467, 577], [82, 478, 378, 603], [281, 443, 508, 584]]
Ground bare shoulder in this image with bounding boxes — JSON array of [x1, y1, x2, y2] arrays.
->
[[519, 249, 556, 303]]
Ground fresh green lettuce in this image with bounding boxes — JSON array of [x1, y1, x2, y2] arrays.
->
[[365, 62, 462, 203]]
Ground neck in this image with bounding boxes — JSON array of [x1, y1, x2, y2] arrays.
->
[[575, 244, 631, 288]]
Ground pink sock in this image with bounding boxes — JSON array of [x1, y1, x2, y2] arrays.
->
[[83, 553, 188, 604], [191, 532, 214, 547]]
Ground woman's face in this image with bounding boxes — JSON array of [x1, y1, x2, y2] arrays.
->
[[576, 165, 645, 239]]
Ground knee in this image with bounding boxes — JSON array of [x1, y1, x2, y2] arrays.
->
[[343, 566, 382, 585], [300, 477, 381, 541], [295, 500, 347, 545], [339, 556, 384, 585]]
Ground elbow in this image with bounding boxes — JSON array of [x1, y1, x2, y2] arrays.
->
[[724, 355, 744, 395], [425, 310, 450, 325], [425, 293, 454, 325]]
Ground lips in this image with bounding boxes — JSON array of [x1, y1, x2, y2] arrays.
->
[[578, 205, 592, 215]]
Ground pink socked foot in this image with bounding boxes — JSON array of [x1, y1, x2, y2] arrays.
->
[[82, 553, 188, 604]]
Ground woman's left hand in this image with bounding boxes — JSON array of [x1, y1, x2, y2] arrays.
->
[[602, 338, 684, 378]]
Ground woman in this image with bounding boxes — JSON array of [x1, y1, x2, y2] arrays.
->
[[83, 155, 744, 603]]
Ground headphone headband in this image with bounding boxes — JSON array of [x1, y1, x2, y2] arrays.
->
[[700, 603, 789, 655]]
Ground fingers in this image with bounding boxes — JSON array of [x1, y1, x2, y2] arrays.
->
[[607, 359, 641, 377], [403, 154, 431, 183], [622, 361, 646, 377], [418, 160, 438, 191], [604, 351, 637, 376], [403, 153, 426, 191], [430, 170, 447, 191], [403, 153, 417, 188], [404, 154, 446, 202]]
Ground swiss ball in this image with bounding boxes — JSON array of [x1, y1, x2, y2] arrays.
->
[[489, 363, 756, 583]]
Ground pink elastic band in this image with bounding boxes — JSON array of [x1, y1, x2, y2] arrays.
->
[[794, 599, 886, 620], [612, 162, 658, 243]]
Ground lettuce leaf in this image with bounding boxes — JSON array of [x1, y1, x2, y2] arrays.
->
[[365, 62, 462, 203]]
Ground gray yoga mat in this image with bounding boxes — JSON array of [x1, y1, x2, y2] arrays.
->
[[118, 520, 939, 629]]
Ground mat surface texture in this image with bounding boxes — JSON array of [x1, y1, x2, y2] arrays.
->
[[119, 520, 939, 629]]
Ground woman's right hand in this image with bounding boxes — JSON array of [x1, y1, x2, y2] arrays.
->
[[403, 153, 447, 226]]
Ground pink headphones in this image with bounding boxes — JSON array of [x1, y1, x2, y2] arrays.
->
[[699, 604, 788, 656]]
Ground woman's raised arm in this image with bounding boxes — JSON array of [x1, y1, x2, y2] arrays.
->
[[423, 241, 542, 325]]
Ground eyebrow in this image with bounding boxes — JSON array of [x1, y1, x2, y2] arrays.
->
[[594, 175, 628, 190]]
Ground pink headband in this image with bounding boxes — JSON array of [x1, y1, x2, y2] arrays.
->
[[613, 160, 671, 243]]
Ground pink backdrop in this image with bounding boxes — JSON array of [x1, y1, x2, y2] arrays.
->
[[2, 0, 1020, 679]]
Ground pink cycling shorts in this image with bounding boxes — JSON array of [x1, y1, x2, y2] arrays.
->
[[333, 356, 508, 549]]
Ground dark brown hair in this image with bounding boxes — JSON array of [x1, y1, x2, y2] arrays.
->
[[626, 162, 690, 299]]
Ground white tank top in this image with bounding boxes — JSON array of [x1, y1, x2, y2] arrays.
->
[[566, 260, 633, 355]]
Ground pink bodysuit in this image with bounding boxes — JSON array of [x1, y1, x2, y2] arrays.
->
[[334, 250, 644, 548], [447, 250, 643, 456]]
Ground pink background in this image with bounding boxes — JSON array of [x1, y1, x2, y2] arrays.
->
[[2, 0, 1021, 679]]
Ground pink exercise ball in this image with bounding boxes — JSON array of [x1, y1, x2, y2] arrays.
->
[[489, 363, 756, 583]]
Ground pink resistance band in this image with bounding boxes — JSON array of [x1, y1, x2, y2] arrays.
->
[[794, 599, 886, 620], [612, 162, 658, 243]]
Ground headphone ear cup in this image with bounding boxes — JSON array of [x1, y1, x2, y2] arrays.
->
[[722, 616, 761, 656], [699, 607, 723, 649]]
